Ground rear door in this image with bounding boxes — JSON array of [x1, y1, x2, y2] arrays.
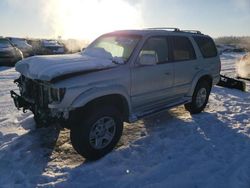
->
[[131, 36, 174, 112], [193, 36, 221, 79], [169, 36, 198, 97]]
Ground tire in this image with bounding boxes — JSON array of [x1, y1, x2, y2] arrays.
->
[[185, 80, 211, 114], [70, 106, 123, 160], [33, 114, 50, 128]]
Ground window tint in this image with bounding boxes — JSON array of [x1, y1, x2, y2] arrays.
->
[[140, 37, 169, 64], [194, 36, 217, 58], [172, 36, 196, 61]]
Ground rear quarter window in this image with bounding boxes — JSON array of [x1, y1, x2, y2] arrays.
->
[[194, 36, 217, 58]]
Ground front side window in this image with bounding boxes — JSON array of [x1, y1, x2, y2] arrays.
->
[[172, 36, 196, 61], [194, 36, 217, 58], [139, 37, 169, 64]]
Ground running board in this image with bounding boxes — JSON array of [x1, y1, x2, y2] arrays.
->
[[129, 99, 190, 123]]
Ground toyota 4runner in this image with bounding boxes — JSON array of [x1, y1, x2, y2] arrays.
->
[[11, 28, 221, 160]]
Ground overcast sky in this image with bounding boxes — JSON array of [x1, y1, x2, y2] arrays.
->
[[0, 0, 250, 40]]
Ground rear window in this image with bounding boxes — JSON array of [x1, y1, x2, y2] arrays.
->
[[171, 36, 196, 61], [194, 36, 217, 58]]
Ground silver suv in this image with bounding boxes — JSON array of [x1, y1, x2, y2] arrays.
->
[[11, 28, 221, 160]]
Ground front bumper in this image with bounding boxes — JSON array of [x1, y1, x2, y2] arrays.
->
[[10, 90, 31, 112], [10, 90, 70, 122]]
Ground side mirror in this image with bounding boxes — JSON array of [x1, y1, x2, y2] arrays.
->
[[82, 48, 85, 51], [139, 53, 157, 66]]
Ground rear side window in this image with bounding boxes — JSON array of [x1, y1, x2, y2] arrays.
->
[[171, 36, 196, 61], [194, 36, 217, 58]]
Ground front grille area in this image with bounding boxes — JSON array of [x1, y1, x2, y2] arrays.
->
[[20, 76, 50, 108]]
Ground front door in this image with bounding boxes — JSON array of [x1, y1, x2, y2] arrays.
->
[[131, 37, 174, 113]]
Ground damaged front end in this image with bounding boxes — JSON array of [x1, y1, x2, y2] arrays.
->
[[10, 75, 68, 126]]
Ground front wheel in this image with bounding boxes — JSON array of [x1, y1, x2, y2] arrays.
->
[[185, 80, 211, 114], [33, 113, 50, 128], [70, 106, 123, 160]]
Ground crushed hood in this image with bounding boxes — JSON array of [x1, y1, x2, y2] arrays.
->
[[15, 52, 118, 82]]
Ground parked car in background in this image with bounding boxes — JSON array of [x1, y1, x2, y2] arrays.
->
[[38, 40, 65, 55], [0, 38, 23, 66], [216, 44, 246, 54], [7, 37, 34, 57], [237, 53, 250, 80], [26, 39, 41, 55]]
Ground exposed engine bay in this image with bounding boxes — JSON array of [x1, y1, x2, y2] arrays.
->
[[11, 75, 67, 125]]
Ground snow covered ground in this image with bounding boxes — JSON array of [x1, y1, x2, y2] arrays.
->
[[0, 53, 250, 188]]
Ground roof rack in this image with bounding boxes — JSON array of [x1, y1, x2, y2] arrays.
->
[[181, 30, 202, 34], [146, 27, 180, 32], [145, 28, 203, 34]]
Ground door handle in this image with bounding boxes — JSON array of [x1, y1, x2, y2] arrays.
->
[[165, 72, 170, 75]]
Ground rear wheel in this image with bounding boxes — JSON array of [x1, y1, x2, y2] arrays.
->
[[70, 106, 123, 160], [185, 80, 211, 114]]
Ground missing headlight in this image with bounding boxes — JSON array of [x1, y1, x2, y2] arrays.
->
[[50, 88, 65, 102]]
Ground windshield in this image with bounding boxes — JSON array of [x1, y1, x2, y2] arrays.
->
[[83, 34, 141, 63], [0, 39, 12, 48]]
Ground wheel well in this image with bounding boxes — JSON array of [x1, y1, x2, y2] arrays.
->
[[77, 94, 129, 122], [198, 75, 213, 89]]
